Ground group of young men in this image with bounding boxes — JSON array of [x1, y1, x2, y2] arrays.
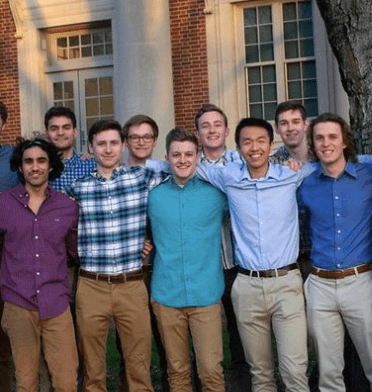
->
[[0, 99, 371, 392]]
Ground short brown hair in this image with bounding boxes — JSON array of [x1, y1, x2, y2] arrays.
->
[[166, 128, 198, 154], [122, 115, 159, 139], [308, 113, 358, 163], [194, 103, 228, 130], [274, 101, 307, 125]]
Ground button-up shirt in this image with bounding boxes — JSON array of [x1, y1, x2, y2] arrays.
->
[[0, 184, 78, 319], [297, 162, 372, 270], [200, 149, 242, 270], [197, 161, 314, 270], [148, 176, 226, 307], [50, 151, 96, 192], [66, 165, 165, 274], [0, 144, 19, 191]]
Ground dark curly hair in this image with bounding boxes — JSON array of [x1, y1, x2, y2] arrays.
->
[[10, 138, 64, 183]]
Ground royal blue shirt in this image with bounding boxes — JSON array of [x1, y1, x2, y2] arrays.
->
[[298, 162, 372, 269], [148, 176, 226, 308]]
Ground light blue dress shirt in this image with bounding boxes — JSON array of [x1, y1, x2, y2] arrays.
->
[[197, 161, 314, 271], [298, 162, 372, 270], [148, 176, 226, 308]]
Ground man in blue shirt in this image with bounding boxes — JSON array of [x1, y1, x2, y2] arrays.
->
[[197, 118, 311, 391], [148, 128, 226, 391], [298, 113, 372, 391]]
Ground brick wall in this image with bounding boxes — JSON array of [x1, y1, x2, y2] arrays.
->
[[169, 0, 209, 131], [0, 0, 21, 144]]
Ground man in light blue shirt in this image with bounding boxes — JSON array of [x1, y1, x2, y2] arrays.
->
[[198, 117, 311, 392], [148, 128, 226, 392], [298, 113, 372, 391]]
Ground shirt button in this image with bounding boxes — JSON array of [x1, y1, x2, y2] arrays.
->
[[36, 272, 40, 275], [335, 196, 339, 199], [336, 213, 340, 217], [36, 290, 40, 293], [337, 264, 341, 268], [337, 230, 341, 233], [36, 254, 39, 257], [35, 236, 38, 239], [35, 218, 38, 221], [337, 247, 341, 250]]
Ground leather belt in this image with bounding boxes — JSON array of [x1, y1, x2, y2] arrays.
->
[[238, 262, 298, 278], [79, 269, 143, 284], [311, 263, 371, 279]]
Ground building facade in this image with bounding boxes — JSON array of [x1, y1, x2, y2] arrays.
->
[[1, 0, 348, 156]]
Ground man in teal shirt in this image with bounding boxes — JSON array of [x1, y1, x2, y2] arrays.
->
[[148, 128, 226, 392]]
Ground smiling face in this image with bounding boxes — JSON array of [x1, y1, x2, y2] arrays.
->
[[90, 129, 125, 176], [313, 121, 346, 171], [275, 109, 308, 148], [125, 123, 157, 165], [166, 141, 199, 185], [238, 126, 273, 179], [46, 116, 78, 158], [20, 146, 51, 189], [196, 111, 230, 156]]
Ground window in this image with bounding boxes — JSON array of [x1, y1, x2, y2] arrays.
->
[[243, 1, 318, 120]]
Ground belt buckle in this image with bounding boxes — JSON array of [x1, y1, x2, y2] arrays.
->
[[107, 275, 111, 284]]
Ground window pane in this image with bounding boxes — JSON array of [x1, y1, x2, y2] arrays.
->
[[303, 61, 317, 79], [100, 97, 113, 115], [260, 43, 274, 61], [245, 27, 258, 45], [264, 102, 276, 121], [69, 48, 80, 59], [284, 22, 298, 40], [285, 41, 299, 59], [248, 67, 261, 84], [81, 34, 91, 45], [300, 39, 314, 57], [263, 84, 276, 101], [57, 37, 67, 48], [259, 25, 273, 43], [244, 8, 257, 26], [262, 65, 276, 82], [69, 35, 79, 47], [105, 44, 113, 55], [93, 45, 105, 56], [304, 98, 318, 117], [283, 3, 296, 21], [249, 85, 262, 103], [287, 62, 301, 80], [288, 81, 302, 99], [86, 98, 99, 116], [299, 20, 313, 38], [85, 78, 98, 97], [258, 6, 272, 24], [65, 100, 75, 112], [250, 104, 263, 118], [105, 30, 112, 43], [299, 1, 312, 19], [82, 47, 92, 58], [64, 82, 74, 99], [93, 31, 104, 44], [53, 83, 63, 100], [57, 48, 68, 60], [87, 117, 99, 131], [246, 45, 259, 63], [303, 80, 317, 97], [99, 77, 113, 95]]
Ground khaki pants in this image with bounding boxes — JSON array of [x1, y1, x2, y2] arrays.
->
[[76, 277, 153, 392], [0, 294, 13, 392], [152, 300, 225, 392], [1, 302, 78, 392], [305, 270, 372, 392], [232, 269, 309, 392]]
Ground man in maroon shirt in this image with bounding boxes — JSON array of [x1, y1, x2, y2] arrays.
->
[[0, 138, 79, 392]]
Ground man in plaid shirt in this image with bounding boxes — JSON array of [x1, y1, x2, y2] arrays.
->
[[66, 119, 165, 392]]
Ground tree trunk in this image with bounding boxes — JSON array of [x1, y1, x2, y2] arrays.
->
[[315, 0, 372, 153]]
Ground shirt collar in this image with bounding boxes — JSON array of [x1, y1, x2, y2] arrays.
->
[[317, 161, 358, 179], [239, 160, 280, 181], [63, 151, 80, 167], [199, 148, 228, 165], [91, 165, 124, 181], [16, 183, 53, 199]]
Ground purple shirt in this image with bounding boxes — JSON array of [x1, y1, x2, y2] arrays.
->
[[0, 184, 78, 319]]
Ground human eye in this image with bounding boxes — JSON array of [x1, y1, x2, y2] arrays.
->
[[143, 135, 154, 142]]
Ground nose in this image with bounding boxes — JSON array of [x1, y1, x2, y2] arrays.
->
[[56, 126, 64, 135], [250, 141, 259, 151]]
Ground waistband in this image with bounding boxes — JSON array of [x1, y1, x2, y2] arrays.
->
[[310, 263, 371, 279], [238, 262, 298, 278], [79, 269, 143, 284]]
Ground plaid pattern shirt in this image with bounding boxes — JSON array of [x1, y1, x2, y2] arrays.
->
[[50, 152, 97, 192], [200, 148, 243, 270], [66, 165, 165, 274]]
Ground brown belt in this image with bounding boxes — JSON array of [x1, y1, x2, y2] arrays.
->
[[79, 269, 143, 284], [238, 262, 298, 278], [311, 263, 371, 279]]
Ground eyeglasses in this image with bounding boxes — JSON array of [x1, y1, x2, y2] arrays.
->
[[127, 134, 155, 143]]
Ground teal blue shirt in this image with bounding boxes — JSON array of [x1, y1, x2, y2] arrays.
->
[[148, 176, 226, 308]]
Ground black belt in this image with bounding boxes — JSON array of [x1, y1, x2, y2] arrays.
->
[[238, 262, 298, 278], [79, 269, 143, 283]]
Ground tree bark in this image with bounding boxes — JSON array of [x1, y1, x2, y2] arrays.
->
[[315, 0, 372, 152]]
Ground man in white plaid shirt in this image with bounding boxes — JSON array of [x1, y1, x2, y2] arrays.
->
[[66, 119, 165, 392]]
